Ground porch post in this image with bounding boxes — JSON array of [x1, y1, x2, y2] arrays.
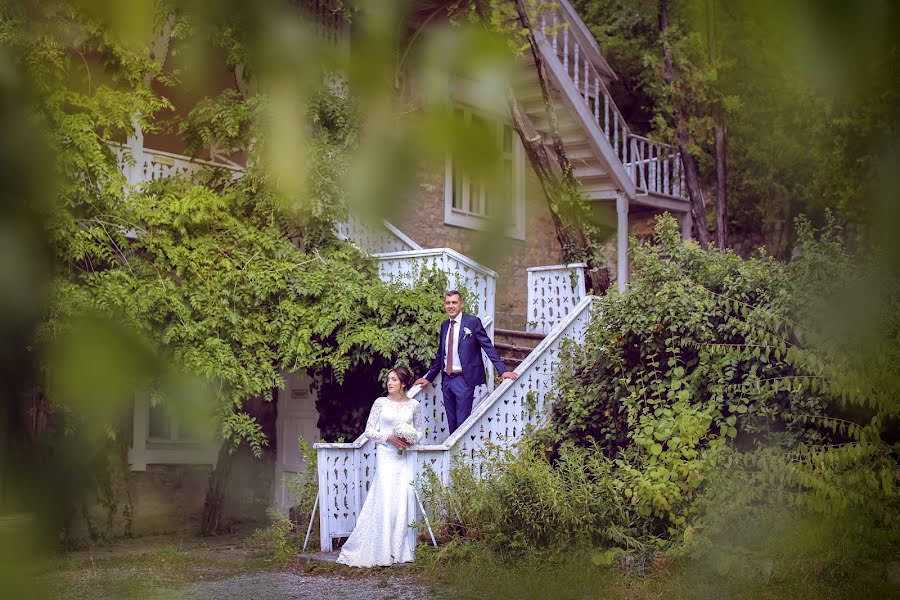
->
[[616, 193, 629, 292], [680, 210, 693, 241], [129, 392, 148, 471], [125, 120, 144, 186]]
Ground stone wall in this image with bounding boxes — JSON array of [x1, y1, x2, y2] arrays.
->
[[68, 445, 274, 545]]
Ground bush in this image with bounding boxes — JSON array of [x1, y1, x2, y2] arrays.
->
[[421, 443, 643, 555], [423, 214, 898, 593], [248, 438, 318, 560]]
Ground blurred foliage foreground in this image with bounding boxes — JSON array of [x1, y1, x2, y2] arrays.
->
[[418, 216, 899, 599]]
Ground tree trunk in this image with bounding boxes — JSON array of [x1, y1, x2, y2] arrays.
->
[[714, 117, 728, 249], [496, 0, 609, 291], [658, 0, 712, 247], [200, 442, 235, 535]]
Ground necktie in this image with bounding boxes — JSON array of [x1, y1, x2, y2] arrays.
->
[[446, 319, 456, 374]]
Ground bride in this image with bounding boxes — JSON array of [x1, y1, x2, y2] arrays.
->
[[336, 366, 423, 567]]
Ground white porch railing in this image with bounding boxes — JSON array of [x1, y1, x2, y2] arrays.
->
[[526, 263, 586, 334], [314, 296, 596, 551], [112, 142, 243, 185], [111, 143, 420, 253], [536, 0, 687, 201], [627, 134, 685, 199], [375, 248, 497, 322], [335, 217, 421, 254]]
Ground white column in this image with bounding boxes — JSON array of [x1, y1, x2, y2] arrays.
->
[[129, 392, 148, 471], [616, 194, 629, 292], [125, 119, 144, 185], [680, 210, 693, 241]]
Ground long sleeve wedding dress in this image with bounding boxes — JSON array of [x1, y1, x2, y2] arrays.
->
[[336, 397, 423, 567]]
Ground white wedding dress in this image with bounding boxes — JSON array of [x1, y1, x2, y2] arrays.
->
[[336, 397, 423, 567]]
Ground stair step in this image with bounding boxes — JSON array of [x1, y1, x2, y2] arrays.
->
[[495, 327, 546, 340], [573, 163, 610, 179], [494, 329, 546, 364], [495, 341, 536, 359], [502, 356, 524, 372]]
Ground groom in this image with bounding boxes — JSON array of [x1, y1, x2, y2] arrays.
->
[[414, 290, 518, 434]]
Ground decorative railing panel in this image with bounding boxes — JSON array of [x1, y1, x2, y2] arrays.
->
[[526, 263, 586, 334], [112, 143, 242, 185], [375, 249, 497, 321], [335, 216, 421, 254], [536, 1, 687, 201]]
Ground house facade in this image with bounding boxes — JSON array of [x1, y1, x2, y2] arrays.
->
[[76, 0, 693, 539]]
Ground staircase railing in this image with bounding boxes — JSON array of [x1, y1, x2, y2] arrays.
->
[[375, 248, 497, 322], [526, 263, 586, 334], [535, 0, 687, 200], [314, 296, 595, 551]]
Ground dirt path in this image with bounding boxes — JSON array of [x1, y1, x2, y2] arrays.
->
[[43, 533, 436, 600]]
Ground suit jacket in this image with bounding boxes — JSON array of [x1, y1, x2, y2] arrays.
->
[[424, 313, 508, 387]]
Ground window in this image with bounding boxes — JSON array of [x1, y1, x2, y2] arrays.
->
[[148, 402, 198, 443], [129, 394, 218, 471], [445, 107, 525, 240]]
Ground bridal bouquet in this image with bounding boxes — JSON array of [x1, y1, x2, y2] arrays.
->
[[392, 423, 419, 455]]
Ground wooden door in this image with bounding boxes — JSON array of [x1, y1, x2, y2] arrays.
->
[[275, 372, 319, 512]]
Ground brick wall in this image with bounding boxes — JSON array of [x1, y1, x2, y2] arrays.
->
[[392, 162, 565, 329]]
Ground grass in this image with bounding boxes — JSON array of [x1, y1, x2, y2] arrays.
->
[[412, 541, 900, 600], [42, 540, 269, 599]]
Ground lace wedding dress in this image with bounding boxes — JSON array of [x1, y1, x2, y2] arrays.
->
[[336, 397, 423, 567]]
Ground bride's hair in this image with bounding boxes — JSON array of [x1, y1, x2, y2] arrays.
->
[[390, 366, 413, 391]]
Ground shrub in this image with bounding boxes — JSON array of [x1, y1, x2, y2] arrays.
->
[[248, 438, 318, 560], [421, 443, 643, 555], [542, 214, 898, 564]]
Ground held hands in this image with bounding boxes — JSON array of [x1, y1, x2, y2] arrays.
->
[[387, 435, 411, 450], [501, 371, 518, 381]]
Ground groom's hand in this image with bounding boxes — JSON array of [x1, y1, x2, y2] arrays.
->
[[413, 377, 431, 387], [501, 371, 518, 381]]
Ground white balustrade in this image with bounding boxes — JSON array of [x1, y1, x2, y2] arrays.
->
[[314, 297, 596, 551], [112, 143, 243, 185], [335, 216, 421, 254], [111, 143, 419, 253], [626, 135, 684, 199], [375, 248, 497, 321], [526, 263, 586, 334], [536, 0, 687, 201]]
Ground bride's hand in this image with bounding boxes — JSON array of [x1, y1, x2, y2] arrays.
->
[[387, 435, 411, 450]]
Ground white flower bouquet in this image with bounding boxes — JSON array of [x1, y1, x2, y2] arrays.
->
[[392, 423, 419, 455]]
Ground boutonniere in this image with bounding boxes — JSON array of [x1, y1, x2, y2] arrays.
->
[[463, 327, 473, 338]]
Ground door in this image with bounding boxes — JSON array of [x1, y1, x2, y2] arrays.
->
[[275, 372, 320, 512]]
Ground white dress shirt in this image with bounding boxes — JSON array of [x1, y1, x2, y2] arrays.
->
[[445, 315, 463, 373]]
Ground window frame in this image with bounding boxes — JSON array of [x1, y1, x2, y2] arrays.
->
[[444, 106, 526, 241], [147, 401, 199, 445]]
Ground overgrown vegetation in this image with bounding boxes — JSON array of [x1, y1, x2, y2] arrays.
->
[[248, 439, 319, 562], [0, 0, 453, 540], [418, 215, 899, 598]]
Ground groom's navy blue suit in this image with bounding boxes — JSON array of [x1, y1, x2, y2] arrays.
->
[[424, 313, 509, 434]]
